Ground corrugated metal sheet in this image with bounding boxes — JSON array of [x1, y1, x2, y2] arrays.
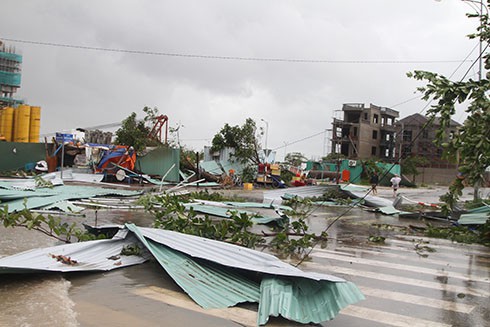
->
[[458, 212, 490, 225], [130, 224, 347, 282], [136, 147, 180, 182], [0, 224, 364, 325], [0, 232, 149, 273], [128, 224, 364, 324], [184, 203, 284, 225], [0, 185, 142, 212], [258, 277, 365, 325], [263, 185, 333, 204], [199, 160, 223, 175], [129, 225, 261, 309]]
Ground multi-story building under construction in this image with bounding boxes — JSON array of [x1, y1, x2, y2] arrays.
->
[[0, 41, 22, 107], [331, 103, 399, 163], [0, 41, 41, 143]]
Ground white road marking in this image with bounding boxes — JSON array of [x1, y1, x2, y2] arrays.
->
[[342, 305, 452, 327], [358, 286, 475, 314], [302, 262, 490, 297], [315, 246, 489, 275], [311, 250, 490, 284]]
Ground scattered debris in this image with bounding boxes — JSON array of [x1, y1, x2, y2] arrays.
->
[[49, 253, 78, 265], [0, 223, 365, 325]]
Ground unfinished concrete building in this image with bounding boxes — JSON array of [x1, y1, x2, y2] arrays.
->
[[396, 113, 460, 168], [331, 103, 399, 162], [0, 41, 22, 107]]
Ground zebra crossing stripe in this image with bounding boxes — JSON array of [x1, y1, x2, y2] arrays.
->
[[311, 250, 490, 284], [359, 286, 475, 314], [303, 262, 489, 297], [388, 238, 489, 257], [315, 247, 488, 274], [341, 305, 452, 327]]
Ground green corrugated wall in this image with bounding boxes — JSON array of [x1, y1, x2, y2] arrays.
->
[[0, 142, 46, 171], [136, 146, 180, 182]]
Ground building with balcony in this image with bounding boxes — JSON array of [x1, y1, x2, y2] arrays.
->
[[331, 103, 399, 162]]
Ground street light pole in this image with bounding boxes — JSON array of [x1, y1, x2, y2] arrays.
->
[[261, 118, 269, 161]]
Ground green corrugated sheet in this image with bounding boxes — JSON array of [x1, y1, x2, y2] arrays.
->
[[128, 224, 261, 309], [258, 277, 365, 325], [468, 205, 490, 214], [199, 161, 223, 175], [127, 224, 365, 325], [458, 212, 490, 225], [0, 185, 142, 212], [136, 147, 180, 182]]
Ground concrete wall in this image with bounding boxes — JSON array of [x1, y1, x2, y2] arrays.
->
[[0, 142, 46, 171], [409, 167, 458, 185]]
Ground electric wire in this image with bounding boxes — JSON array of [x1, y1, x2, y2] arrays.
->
[[0, 37, 474, 64]]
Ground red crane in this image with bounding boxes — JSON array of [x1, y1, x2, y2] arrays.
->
[[148, 115, 169, 144]]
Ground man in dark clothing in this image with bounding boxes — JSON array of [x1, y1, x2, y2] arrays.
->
[[370, 171, 379, 195]]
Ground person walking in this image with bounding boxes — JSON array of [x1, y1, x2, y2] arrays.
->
[[390, 174, 402, 197], [370, 171, 379, 195]]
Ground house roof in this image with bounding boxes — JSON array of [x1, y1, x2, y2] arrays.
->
[[397, 113, 461, 127]]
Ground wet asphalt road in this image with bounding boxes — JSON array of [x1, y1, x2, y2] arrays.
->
[[1, 184, 489, 326]]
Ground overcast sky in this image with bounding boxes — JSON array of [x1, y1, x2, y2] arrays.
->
[[1, 0, 482, 160]]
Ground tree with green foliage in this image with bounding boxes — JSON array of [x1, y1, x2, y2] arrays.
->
[[408, 3, 490, 210], [284, 152, 307, 167], [115, 112, 149, 152], [211, 118, 262, 164], [115, 107, 163, 152]]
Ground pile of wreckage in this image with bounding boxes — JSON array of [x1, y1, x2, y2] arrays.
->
[[1, 175, 487, 325]]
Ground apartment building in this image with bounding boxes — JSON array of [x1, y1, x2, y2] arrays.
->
[[331, 103, 399, 162]]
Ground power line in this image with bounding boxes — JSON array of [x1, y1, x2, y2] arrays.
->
[[0, 37, 473, 64]]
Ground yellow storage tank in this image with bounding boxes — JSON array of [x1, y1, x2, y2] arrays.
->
[[29, 106, 41, 143], [0, 109, 3, 137], [14, 104, 31, 143], [1, 107, 15, 142]]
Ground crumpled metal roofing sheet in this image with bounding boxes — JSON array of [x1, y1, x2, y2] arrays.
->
[[258, 277, 365, 325], [129, 224, 346, 282], [126, 224, 364, 325], [184, 203, 284, 224], [263, 185, 333, 204], [0, 233, 148, 273], [1, 185, 142, 212], [129, 225, 261, 309], [458, 212, 490, 225], [344, 191, 394, 208], [199, 160, 223, 175]]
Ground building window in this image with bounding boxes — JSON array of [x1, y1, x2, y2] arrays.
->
[[373, 114, 379, 124], [403, 130, 412, 142], [353, 127, 358, 137], [364, 113, 368, 120], [422, 129, 429, 139], [371, 147, 377, 156], [402, 145, 412, 157], [372, 130, 378, 139]]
